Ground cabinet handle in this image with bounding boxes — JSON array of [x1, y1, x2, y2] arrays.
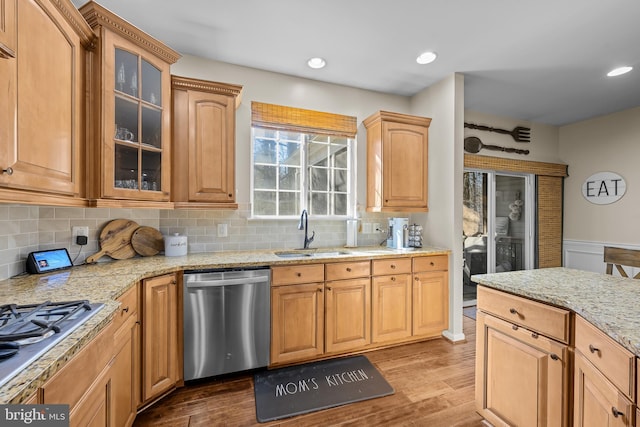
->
[[509, 308, 519, 315], [611, 407, 624, 418], [2, 167, 13, 175], [589, 344, 600, 354], [550, 353, 559, 361], [135, 321, 141, 325], [512, 325, 518, 331], [531, 332, 538, 339], [171, 280, 177, 285], [122, 306, 129, 313], [346, 267, 352, 272]]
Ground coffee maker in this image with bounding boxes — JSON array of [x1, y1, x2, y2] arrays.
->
[[386, 217, 409, 249]]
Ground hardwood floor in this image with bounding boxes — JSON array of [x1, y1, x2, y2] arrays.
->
[[134, 316, 483, 427]]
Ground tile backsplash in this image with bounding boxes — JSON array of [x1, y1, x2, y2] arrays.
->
[[0, 204, 395, 281]]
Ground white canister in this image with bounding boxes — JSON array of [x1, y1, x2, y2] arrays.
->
[[164, 233, 188, 256], [346, 219, 358, 247]]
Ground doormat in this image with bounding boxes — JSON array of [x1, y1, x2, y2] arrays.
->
[[254, 355, 394, 422], [463, 306, 477, 320]]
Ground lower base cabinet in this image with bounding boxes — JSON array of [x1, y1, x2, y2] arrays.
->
[[574, 351, 634, 427], [142, 273, 179, 403], [325, 277, 371, 353], [112, 314, 140, 427], [271, 282, 325, 364], [475, 311, 569, 427]]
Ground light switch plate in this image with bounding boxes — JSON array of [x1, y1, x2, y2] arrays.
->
[[362, 222, 372, 234]]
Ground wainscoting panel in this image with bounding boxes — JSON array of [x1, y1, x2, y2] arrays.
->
[[563, 239, 640, 277]]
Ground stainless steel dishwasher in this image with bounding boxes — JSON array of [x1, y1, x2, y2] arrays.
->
[[183, 267, 270, 381]]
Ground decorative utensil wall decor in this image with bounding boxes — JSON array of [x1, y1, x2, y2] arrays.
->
[[464, 136, 530, 155], [464, 122, 531, 143]]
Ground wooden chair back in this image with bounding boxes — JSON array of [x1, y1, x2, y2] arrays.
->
[[604, 246, 640, 279]]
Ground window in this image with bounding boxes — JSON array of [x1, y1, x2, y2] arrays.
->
[[251, 102, 356, 218]]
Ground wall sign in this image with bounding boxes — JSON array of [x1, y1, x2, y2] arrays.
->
[[582, 171, 626, 205]]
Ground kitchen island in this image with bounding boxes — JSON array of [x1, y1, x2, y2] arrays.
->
[[0, 246, 449, 405], [473, 267, 640, 426]]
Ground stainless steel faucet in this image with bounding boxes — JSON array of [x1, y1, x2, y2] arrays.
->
[[298, 209, 315, 249]]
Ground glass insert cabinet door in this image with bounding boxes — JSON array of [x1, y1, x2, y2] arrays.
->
[[107, 45, 168, 199]]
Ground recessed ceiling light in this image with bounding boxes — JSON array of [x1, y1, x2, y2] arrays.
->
[[607, 66, 633, 77], [307, 57, 326, 69], [416, 51, 437, 65]]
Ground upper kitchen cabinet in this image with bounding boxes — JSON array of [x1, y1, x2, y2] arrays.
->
[[0, 0, 94, 206], [0, 0, 16, 58], [171, 75, 242, 208], [363, 111, 431, 212], [80, 1, 180, 208]]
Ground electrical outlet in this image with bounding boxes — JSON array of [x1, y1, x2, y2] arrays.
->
[[72, 226, 89, 239], [217, 223, 228, 237], [373, 223, 381, 233]]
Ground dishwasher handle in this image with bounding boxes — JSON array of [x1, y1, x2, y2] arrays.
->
[[185, 275, 269, 288]]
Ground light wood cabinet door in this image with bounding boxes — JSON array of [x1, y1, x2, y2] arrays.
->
[[271, 282, 324, 364], [142, 273, 178, 402], [364, 111, 431, 212], [574, 351, 633, 427], [412, 270, 448, 337], [80, 2, 180, 207], [0, 0, 92, 199], [69, 363, 112, 427], [112, 285, 140, 425], [475, 311, 569, 427], [0, 0, 15, 58], [171, 76, 242, 208], [371, 273, 412, 343], [325, 278, 371, 353]]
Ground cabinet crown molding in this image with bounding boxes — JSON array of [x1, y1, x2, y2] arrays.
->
[[363, 110, 432, 128], [79, 1, 181, 64], [171, 75, 243, 108], [51, 0, 97, 48]]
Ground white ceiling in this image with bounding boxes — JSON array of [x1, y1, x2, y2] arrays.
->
[[73, 0, 640, 126]]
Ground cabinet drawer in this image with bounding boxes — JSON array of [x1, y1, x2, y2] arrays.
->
[[271, 264, 324, 286], [413, 255, 448, 272], [477, 286, 570, 343], [575, 315, 635, 400], [325, 261, 370, 281], [113, 285, 137, 332], [372, 258, 411, 276]]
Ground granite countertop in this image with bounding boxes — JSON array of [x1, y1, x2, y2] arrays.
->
[[0, 245, 449, 404], [473, 267, 640, 358]]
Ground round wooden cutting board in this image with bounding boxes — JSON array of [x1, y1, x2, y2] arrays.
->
[[131, 226, 165, 256], [86, 219, 139, 263]]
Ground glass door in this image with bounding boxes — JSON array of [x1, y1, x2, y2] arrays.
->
[[463, 170, 534, 306]]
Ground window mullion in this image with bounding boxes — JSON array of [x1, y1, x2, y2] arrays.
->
[[300, 134, 308, 213]]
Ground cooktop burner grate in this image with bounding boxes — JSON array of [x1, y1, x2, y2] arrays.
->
[[0, 300, 93, 344]]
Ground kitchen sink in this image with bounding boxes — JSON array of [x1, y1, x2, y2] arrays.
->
[[274, 250, 352, 258]]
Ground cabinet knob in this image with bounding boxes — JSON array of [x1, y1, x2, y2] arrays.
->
[[550, 353, 560, 361], [228, 193, 233, 198], [317, 287, 323, 292], [509, 308, 519, 315], [346, 267, 352, 272], [430, 262, 435, 266], [391, 276, 396, 281], [414, 277, 420, 281], [2, 167, 13, 175], [296, 272, 302, 277], [171, 280, 177, 285], [122, 306, 129, 313], [588, 344, 600, 354], [611, 407, 624, 418], [531, 332, 538, 339], [326, 286, 332, 291], [390, 264, 396, 269]]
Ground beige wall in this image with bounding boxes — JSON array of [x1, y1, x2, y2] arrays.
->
[[559, 106, 640, 244]]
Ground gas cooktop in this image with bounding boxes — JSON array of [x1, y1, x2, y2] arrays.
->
[[0, 300, 104, 389]]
